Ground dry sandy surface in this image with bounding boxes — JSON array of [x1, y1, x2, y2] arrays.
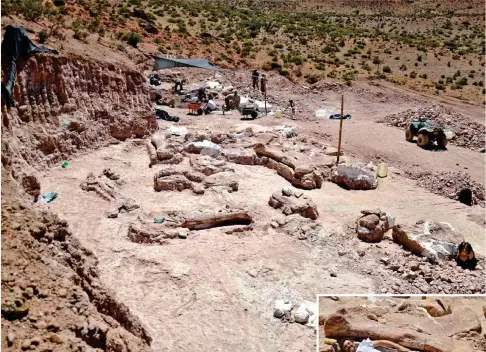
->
[[36, 93, 484, 350], [3, 61, 485, 352], [318, 295, 486, 352]]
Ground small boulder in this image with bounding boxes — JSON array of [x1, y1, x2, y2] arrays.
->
[[274, 299, 292, 318], [331, 164, 378, 190], [356, 210, 394, 243]]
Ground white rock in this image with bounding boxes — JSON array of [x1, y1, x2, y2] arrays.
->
[[282, 186, 293, 197], [167, 126, 188, 136], [274, 299, 292, 318]]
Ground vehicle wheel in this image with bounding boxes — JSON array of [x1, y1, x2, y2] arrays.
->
[[437, 135, 448, 148], [405, 127, 414, 142], [197, 108, 203, 115], [251, 111, 258, 119], [416, 133, 430, 147]]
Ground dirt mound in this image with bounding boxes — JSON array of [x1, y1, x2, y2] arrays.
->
[[405, 169, 485, 207], [1, 176, 152, 352], [377, 105, 486, 151]]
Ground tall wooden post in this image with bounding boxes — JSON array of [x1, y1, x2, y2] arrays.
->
[[336, 94, 344, 164], [264, 89, 267, 116]]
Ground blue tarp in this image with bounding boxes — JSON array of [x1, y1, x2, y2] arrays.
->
[[154, 56, 221, 71]]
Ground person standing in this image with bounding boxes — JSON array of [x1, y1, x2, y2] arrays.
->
[[174, 77, 184, 92], [251, 69, 259, 90], [260, 73, 267, 94]]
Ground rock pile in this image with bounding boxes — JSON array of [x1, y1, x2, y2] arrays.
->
[[270, 214, 323, 241], [153, 160, 238, 195], [405, 169, 485, 207], [268, 188, 319, 220], [380, 253, 485, 294], [378, 106, 485, 151], [273, 299, 317, 328], [356, 208, 394, 243]]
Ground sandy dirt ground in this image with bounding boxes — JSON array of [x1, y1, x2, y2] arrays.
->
[[37, 111, 484, 351]]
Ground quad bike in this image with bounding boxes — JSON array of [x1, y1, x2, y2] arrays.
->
[[405, 119, 452, 148]]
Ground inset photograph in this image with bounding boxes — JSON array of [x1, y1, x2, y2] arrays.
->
[[318, 295, 485, 352]]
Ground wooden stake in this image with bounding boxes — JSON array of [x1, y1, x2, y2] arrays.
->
[[336, 94, 344, 164], [264, 89, 267, 116]]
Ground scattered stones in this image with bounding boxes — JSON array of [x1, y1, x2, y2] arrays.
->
[[268, 191, 319, 219], [330, 164, 378, 190], [58, 288, 68, 298], [274, 300, 317, 329], [356, 209, 394, 243], [392, 221, 463, 262]]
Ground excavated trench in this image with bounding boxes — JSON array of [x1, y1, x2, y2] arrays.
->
[[3, 53, 486, 351], [1, 53, 157, 351]]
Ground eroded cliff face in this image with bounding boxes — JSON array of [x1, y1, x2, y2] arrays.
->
[[1, 53, 155, 351], [1, 53, 157, 177]]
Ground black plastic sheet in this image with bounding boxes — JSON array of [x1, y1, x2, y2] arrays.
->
[[1, 25, 58, 108]]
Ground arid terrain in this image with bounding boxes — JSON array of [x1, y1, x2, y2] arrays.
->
[[318, 295, 486, 352], [1, 1, 485, 352]]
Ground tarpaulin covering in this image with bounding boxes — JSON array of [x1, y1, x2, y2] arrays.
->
[[1, 25, 58, 108], [154, 56, 220, 71]]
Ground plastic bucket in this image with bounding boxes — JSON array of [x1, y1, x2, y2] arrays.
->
[[377, 163, 388, 178], [274, 110, 282, 118]]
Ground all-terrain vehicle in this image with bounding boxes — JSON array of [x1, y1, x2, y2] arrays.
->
[[405, 119, 451, 148]]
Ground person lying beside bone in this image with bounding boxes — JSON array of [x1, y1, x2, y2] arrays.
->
[[340, 339, 412, 352]]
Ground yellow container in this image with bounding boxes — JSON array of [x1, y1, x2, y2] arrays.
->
[[377, 163, 388, 178], [274, 110, 282, 118]]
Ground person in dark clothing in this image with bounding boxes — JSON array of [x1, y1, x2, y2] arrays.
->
[[251, 69, 259, 90], [260, 74, 267, 94], [197, 87, 207, 101], [455, 241, 478, 270], [174, 78, 184, 92]]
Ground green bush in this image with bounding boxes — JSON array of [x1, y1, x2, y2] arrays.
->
[[279, 69, 290, 77], [38, 30, 49, 43], [23, 0, 46, 21], [262, 62, 272, 71], [125, 32, 141, 47], [306, 73, 322, 84], [383, 66, 392, 73]]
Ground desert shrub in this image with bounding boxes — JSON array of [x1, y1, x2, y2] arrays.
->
[[372, 56, 381, 64], [23, 0, 46, 21], [417, 55, 422, 62], [394, 56, 400, 60], [456, 77, 468, 86], [384, 49, 391, 54], [435, 83, 446, 90], [279, 69, 290, 77], [383, 66, 392, 73], [419, 73, 427, 79], [306, 73, 322, 84], [274, 43, 284, 49], [73, 29, 89, 42], [125, 32, 141, 47], [409, 71, 417, 79], [262, 62, 272, 71], [38, 30, 49, 43]]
